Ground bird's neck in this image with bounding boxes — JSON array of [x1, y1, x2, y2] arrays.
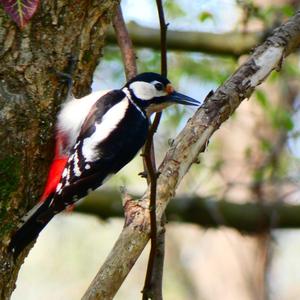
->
[[121, 87, 148, 118]]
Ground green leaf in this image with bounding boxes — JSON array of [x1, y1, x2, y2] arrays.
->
[[198, 11, 213, 22], [259, 138, 272, 152], [272, 109, 294, 131], [165, 0, 185, 18], [255, 89, 270, 108], [281, 4, 295, 17]]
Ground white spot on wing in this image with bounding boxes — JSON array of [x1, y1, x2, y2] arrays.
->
[[82, 99, 129, 162], [85, 164, 91, 170], [56, 183, 62, 192], [62, 168, 68, 178], [68, 153, 75, 162], [66, 168, 71, 181], [73, 151, 81, 177]]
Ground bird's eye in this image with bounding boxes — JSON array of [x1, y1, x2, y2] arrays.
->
[[154, 82, 164, 91]]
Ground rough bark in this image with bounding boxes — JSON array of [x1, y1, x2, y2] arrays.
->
[[0, 1, 119, 298], [82, 11, 300, 300]]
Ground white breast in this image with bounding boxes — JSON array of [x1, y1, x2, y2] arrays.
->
[[56, 90, 110, 150]]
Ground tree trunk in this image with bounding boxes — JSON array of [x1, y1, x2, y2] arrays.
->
[[0, 1, 119, 298]]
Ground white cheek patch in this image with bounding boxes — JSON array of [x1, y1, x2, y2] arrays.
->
[[129, 81, 167, 100]]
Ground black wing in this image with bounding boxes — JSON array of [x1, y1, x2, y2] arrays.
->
[[52, 90, 149, 211], [8, 90, 149, 257]]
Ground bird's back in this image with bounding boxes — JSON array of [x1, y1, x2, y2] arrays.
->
[[53, 90, 149, 209]]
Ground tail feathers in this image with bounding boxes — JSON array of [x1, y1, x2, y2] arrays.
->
[[9, 198, 55, 258]]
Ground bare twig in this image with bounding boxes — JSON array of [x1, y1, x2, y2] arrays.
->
[[142, 103, 163, 300], [141, 132, 159, 300], [142, 1, 168, 299], [149, 215, 166, 300], [156, 0, 168, 77], [112, 5, 137, 80]]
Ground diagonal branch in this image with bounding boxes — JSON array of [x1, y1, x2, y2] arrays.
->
[[82, 11, 300, 300]]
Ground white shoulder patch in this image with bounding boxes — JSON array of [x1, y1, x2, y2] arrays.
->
[[57, 90, 111, 149], [82, 98, 129, 162]]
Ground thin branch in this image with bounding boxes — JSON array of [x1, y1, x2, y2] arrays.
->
[[106, 22, 262, 56], [75, 189, 300, 233], [156, 0, 168, 77], [82, 12, 300, 300], [112, 6, 137, 80], [148, 216, 165, 299], [142, 111, 164, 300], [142, 1, 168, 299], [141, 122, 159, 299]]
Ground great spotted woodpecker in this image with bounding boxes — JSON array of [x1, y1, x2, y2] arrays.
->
[[9, 72, 200, 257]]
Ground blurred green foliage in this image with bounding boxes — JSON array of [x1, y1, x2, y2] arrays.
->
[[164, 0, 185, 18], [198, 11, 214, 23], [237, 0, 296, 27]]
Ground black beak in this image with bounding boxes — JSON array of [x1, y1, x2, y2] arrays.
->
[[168, 91, 201, 106]]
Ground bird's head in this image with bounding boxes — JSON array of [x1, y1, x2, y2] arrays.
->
[[123, 72, 200, 115]]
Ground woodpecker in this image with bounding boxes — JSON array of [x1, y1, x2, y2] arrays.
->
[[9, 72, 200, 257]]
